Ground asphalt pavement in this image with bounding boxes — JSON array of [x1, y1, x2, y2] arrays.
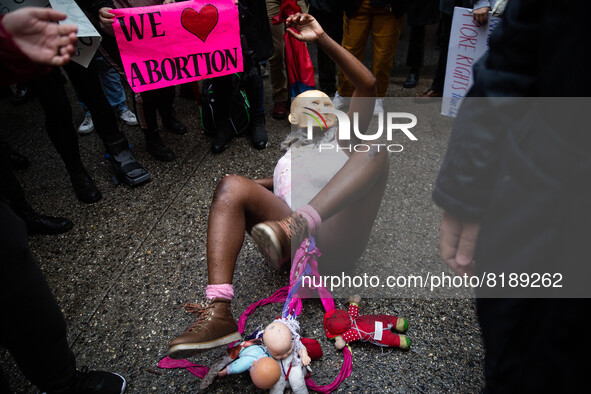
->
[[0, 24, 485, 393]]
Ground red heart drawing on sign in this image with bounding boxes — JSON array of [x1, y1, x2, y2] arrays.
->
[[181, 5, 219, 42]]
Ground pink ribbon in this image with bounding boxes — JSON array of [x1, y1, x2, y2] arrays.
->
[[157, 357, 209, 378]]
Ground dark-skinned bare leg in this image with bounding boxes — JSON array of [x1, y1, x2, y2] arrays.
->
[[168, 175, 290, 359]]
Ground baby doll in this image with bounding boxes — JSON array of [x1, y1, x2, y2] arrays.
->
[[263, 319, 310, 394], [324, 295, 411, 350], [199, 339, 280, 390]]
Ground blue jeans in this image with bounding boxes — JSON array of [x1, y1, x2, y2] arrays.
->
[[79, 55, 129, 115]]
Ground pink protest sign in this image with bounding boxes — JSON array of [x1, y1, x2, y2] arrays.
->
[[111, 0, 243, 93]]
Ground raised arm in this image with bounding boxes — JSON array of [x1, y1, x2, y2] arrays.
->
[[286, 13, 376, 134], [286, 13, 387, 222]]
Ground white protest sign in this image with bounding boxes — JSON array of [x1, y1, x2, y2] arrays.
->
[[48, 0, 102, 68], [441, 7, 501, 117]]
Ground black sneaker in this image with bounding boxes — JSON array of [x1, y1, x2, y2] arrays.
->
[[47, 368, 126, 394]]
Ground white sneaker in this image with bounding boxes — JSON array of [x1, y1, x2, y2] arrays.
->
[[332, 91, 344, 109], [119, 109, 138, 126], [77, 114, 94, 134], [373, 98, 384, 117]]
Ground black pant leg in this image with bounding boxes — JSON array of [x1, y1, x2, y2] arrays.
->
[[28, 70, 85, 174], [431, 12, 453, 92], [406, 25, 426, 71], [0, 203, 76, 392], [0, 138, 26, 203], [155, 86, 177, 120], [137, 89, 160, 131], [63, 60, 123, 145], [474, 121, 591, 391]]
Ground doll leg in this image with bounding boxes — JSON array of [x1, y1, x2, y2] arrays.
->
[[377, 315, 409, 333], [379, 330, 411, 349], [168, 175, 291, 359], [287, 365, 308, 394], [270, 368, 288, 394]]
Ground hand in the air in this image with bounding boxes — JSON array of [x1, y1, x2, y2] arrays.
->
[[285, 12, 325, 43]]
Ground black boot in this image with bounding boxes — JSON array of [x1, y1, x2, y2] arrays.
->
[[9, 200, 73, 235], [162, 114, 188, 135], [105, 138, 152, 186], [403, 72, 419, 89], [211, 127, 233, 154], [143, 129, 176, 161], [68, 167, 102, 204], [251, 114, 268, 150]]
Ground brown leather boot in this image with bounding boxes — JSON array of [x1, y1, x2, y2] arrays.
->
[[251, 212, 310, 269], [168, 298, 241, 359]]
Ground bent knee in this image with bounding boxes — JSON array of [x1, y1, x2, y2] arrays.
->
[[213, 174, 248, 202]]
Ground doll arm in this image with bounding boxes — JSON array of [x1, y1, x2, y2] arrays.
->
[[299, 346, 311, 367], [334, 336, 346, 350], [348, 302, 360, 321], [341, 327, 361, 344], [334, 327, 361, 349], [224, 356, 254, 375]]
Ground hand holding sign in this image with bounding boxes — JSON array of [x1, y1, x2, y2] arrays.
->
[[99, 7, 115, 26], [111, 0, 242, 93]]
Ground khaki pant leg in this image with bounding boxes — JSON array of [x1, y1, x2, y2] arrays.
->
[[371, 9, 403, 97], [337, 0, 372, 97]]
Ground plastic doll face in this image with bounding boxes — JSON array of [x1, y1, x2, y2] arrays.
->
[[263, 321, 293, 360], [268, 341, 293, 360], [289, 90, 337, 130]]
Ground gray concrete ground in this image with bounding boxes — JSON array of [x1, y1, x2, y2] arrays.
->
[[1, 24, 484, 393]]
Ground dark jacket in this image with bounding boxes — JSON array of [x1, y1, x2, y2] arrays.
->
[[433, 0, 591, 221], [238, 0, 273, 62]]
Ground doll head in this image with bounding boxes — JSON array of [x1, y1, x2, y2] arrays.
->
[[289, 90, 338, 130], [263, 321, 293, 360], [323, 309, 352, 338], [250, 356, 280, 389]]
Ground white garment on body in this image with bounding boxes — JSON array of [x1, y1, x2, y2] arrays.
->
[[273, 127, 349, 210]]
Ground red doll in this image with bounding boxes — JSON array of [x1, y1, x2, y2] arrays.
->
[[323, 295, 410, 350]]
